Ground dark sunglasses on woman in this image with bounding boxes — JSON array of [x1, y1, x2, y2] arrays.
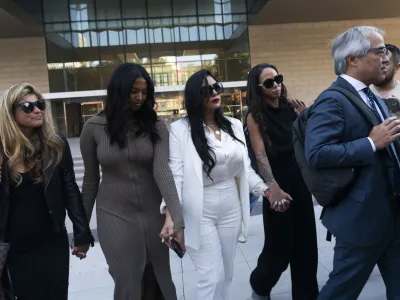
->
[[200, 83, 224, 97], [13, 100, 46, 114], [259, 74, 284, 89]]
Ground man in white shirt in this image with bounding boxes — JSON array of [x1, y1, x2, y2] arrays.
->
[[371, 44, 400, 116]]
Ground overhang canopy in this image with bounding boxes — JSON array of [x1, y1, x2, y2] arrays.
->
[[0, 0, 42, 38]]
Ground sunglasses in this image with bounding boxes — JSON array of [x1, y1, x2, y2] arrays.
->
[[258, 74, 284, 89], [200, 83, 224, 97], [14, 100, 46, 114]]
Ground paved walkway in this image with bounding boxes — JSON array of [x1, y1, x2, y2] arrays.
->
[[67, 206, 386, 300]]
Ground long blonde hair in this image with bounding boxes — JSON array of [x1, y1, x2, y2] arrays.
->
[[0, 83, 64, 185]]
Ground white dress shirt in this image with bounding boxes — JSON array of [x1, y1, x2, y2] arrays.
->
[[203, 125, 268, 194], [340, 74, 400, 166]]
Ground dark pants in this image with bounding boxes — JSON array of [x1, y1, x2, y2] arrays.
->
[[318, 206, 400, 300], [250, 181, 319, 299], [6, 233, 70, 300]]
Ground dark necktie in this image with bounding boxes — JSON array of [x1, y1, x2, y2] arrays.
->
[[364, 87, 400, 195]]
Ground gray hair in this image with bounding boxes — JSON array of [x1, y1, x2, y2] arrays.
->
[[332, 26, 385, 75]]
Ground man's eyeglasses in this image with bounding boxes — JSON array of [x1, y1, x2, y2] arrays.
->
[[13, 100, 46, 114], [369, 47, 388, 57], [200, 83, 224, 97], [258, 74, 284, 89]]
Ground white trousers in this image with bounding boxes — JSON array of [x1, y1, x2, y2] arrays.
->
[[187, 178, 242, 300]]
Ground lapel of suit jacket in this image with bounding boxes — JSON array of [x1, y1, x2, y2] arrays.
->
[[186, 123, 203, 181]]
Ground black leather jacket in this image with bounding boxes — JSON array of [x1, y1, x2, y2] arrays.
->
[[0, 136, 94, 246]]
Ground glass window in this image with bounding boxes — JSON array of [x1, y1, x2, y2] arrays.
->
[[75, 67, 101, 91], [43, 0, 69, 22], [199, 26, 206, 41], [99, 45, 125, 66], [189, 26, 199, 41], [124, 19, 148, 45], [229, 0, 247, 13], [201, 60, 220, 79], [180, 27, 189, 42], [147, 0, 173, 17], [172, 0, 196, 16], [216, 25, 224, 40], [177, 61, 202, 85], [48, 69, 66, 92], [50, 101, 67, 135], [224, 24, 233, 39], [95, 0, 121, 20], [126, 47, 151, 65], [174, 28, 180, 43], [162, 28, 174, 43], [100, 66, 116, 89], [226, 58, 250, 81], [198, 0, 217, 15], [206, 26, 216, 40], [153, 28, 163, 43], [69, 0, 96, 20], [121, 0, 146, 19], [152, 64, 178, 86], [99, 31, 108, 46]]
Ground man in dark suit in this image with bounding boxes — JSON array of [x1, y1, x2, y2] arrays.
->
[[305, 26, 400, 299]]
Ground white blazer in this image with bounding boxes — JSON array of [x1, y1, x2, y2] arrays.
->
[[161, 117, 267, 250]]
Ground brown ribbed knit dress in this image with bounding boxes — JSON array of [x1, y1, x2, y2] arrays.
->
[[80, 115, 184, 300]]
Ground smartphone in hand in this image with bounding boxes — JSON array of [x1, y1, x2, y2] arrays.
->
[[170, 239, 185, 258], [383, 98, 400, 113]]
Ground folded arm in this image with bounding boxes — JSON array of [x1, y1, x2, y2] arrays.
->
[[305, 95, 375, 169]]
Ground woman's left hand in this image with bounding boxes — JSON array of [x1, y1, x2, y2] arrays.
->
[[289, 98, 307, 115], [71, 239, 90, 260]]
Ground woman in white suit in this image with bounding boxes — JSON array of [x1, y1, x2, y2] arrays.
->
[[161, 69, 292, 300]]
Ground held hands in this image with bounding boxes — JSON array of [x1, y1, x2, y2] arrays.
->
[[265, 184, 293, 212], [71, 239, 90, 260], [159, 208, 186, 255], [369, 117, 400, 150]]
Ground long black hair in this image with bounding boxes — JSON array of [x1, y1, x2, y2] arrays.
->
[[246, 63, 288, 147], [184, 69, 243, 180], [102, 63, 158, 148]]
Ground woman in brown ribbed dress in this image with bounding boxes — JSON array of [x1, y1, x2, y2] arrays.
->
[[80, 63, 185, 300]]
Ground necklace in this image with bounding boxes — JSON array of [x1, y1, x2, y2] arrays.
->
[[206, 124, 221, 135]]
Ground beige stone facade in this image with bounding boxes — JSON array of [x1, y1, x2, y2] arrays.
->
[[249, 18, 400, 105], [0, 37, 49, 94]]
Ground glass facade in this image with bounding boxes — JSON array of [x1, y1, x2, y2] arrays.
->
[[39, 0, 252, 136], [43, 0, 251, 92]]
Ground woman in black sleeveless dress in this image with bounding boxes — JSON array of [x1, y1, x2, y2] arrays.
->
[[246, 64, 319, 300]]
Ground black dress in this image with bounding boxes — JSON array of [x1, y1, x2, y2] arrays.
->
[[249, 99, 319, 299], [5, 172, 69, 300]]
